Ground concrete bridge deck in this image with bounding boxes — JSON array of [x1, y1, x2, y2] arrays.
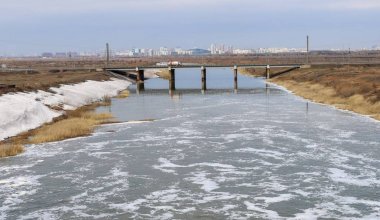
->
[[104, 64, 303, 71]]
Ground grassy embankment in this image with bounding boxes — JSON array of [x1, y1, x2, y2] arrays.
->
[[242, 65, 380, 121], [0, 90, 130, 158]]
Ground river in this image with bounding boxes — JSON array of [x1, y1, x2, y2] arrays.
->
[[1, 68, 380, 219]]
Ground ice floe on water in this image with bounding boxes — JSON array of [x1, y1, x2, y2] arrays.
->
[[186, 171, 220, 192], [328, 168, 380, 187]]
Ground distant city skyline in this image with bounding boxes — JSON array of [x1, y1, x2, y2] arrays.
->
[[19, 43, 379, 59], [1, 0, 379, 56]]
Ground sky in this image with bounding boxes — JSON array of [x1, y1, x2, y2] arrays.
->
[[1, 0, 380, 55]]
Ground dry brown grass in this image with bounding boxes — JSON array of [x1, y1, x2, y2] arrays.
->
[[115, 90, 130, 98], [273, 65, 380, 102], [30, 112, 114, 144], [239, 67, 293, 78], [156, 69, 170, 80], [29, 98, 116, 144], [239, 68, 266, 77], [272, 79, 380, 121], [269, 65, 380, 121], [0, 143, 24, 158]]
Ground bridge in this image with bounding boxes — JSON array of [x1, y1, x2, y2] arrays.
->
[[105, 64, 303, 92]]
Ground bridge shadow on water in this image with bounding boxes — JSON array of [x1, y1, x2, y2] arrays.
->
[[129, 87, 285, 98]]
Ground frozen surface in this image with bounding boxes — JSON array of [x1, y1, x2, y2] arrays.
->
[[0, 78, 130, 140]]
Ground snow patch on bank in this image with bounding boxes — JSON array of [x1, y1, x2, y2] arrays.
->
[[0, 78, 131, 141]]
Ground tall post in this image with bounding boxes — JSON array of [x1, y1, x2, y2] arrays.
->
[[136, 67, 145, 92], [106, 43, 110, 67], [266, 65, 270, 79], [169, 67, 175, 91], [201, 66, 207, 91], [306, 35, 309, 64], [233, 65, 238, 92]]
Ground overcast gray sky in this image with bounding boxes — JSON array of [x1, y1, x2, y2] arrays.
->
[[1, 0, 379, 55]]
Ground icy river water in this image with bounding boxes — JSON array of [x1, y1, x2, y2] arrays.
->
[[1, 68, 380, 219]]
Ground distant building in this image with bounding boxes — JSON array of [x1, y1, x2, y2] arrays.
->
[[372, 45, 380, 50], [189, 48, 211, 56], [233, 49, 253, 55], [148, 49, 154, 56], [55, 52, 67, 58], [41, 52, 53, 58]]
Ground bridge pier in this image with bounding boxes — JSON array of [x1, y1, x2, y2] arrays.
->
[[201, 66, 207, 92], [136, 67, 145, 92], [169, 67, 175, 91], [266, 65, 271, 79], [233, 65, 238, 92]]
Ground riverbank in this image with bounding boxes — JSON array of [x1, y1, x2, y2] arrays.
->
[[0, 78, 131, 158], [244, 65, 380, 121]]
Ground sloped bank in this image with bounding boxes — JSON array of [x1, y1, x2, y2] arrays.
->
[[0, 78, 131, 157], [268, 65, 380, 121]]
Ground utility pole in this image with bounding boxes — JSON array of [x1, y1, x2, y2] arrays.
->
[[348, 47, 351, 72], [306, 35, 309, 64], [106, 43, 110, 67]]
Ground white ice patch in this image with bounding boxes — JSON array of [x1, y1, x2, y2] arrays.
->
[[153, 158, 237, 175], [153, 158, 186, 174], [329, 168, 380, 187], [109, 199, 146, 212], [0, 175, 44, 219], [111, 167, 129, 178], [0, 78, 131, 141], [235, 148, 286, 160], [255, 194, 294, 204], [145, 188, 182, 203], [186, 171, 219, 192], [244, 201, 281, 219], [163, 127, 202, 137]]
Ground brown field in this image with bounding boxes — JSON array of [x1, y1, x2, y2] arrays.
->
[[0, 70, 110, 95], [238, 67, 293, 78], [2, 51, 380, 69], [264, 65, 380, 120]]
